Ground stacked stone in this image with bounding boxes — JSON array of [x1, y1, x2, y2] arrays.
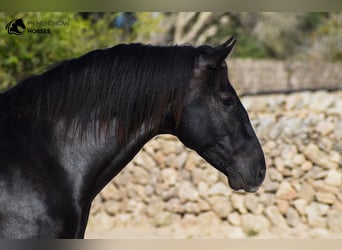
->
[[86, 90, 342, 239]]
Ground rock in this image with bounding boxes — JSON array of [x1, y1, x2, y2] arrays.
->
[[331, 201, 342, 211], [161, 168, 178, 186], [115, 213, 132, 227], [305, 202, 329, 227], [205, 168, 220, 186], [175, 151, 188, 169], [165, 198, 184, 214], [153, 150, 165, 167], [333, 142, 342, 155], [114, 169, 131, 186], [130, 166, 150, 185], [327, 210, 342, 232], [153, 211, 173, 227], [87, 211, 115, 231], [146, 197, 165, 217], [293, 199, 307, 216], [164, 154, 177, 168], [298, 183, 315, 202], [226, 226, 245, 238], [334, 120, 342, 139], [301, 161, 313, 172], [254, 116, 276, 139], [100, 183, 118, 200], [159, 139, 178, 155], [268, 124, 282, 140], [231, 193, 247, 214], [285, 93, 302, 110], [267, 168, 283, 181], [208, 196, 233, 219], [279, 144, 298, 167], [281, 117, 305, 138], [228, 212, 241, 226], [293, 154, 305, 166], [258, 193, 275, 206], [313, 172, 328, 181], [135, 185, 149, 202], [265, 206, 288, 228], [308, 91, 334, 111], [274, 157, 285, 171], [142, 140, 157, 155], [276, 181, 297, 200], [160, 186, 177, 201], [197, 181, 209, 197], [303, 143, 338, 169], [307, 202, 330, 216], [184, 152, 200, 170], [291, 168, 303, 179], [241, 214, 270, 236], [263, 140, 277, 154], [148, 168, 160, 185], [178, 168, 191, 180], [309, 228, 330, 238], [191, 168, 205, 185], [276, 199, 290, 215], [244, 194, 264, 214], [120, 198, 139, 213], [184, 202, 201, 214], [315, 192, 336, 204], [312, 180, 339, 193], [315, 120, 335, 135], [318, 137, 333, 152], [133, 151, 156, 169], [197, 211, 221, 228], [198, 198, 211, 211], [177, 181, 199, 203], [145, 184, 154, 196], [90, 195, 103, 215], [330, 151, 341, 165], [263, 178, 279, 193], [286, 207, 300, 228], [325, 169, 342, 186], [104, 200, 121, 215], [208, 182, 231, 197], [181, 214, 198, 228]]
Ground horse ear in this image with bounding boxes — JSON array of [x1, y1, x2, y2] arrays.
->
[[198, 37, 236, 69], [214, 36, 235, 51]]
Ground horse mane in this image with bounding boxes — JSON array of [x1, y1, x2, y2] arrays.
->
[[1, 43, 198, 142]]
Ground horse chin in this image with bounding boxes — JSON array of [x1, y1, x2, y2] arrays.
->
[[226, 174, 260, 193]]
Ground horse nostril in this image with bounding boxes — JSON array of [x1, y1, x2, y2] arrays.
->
[[257, 167, 265, 183]]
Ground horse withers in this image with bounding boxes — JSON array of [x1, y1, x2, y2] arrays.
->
[[0, 37, 266, 238]]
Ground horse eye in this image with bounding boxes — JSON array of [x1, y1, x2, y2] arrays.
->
[[221, 96, 236, 107]]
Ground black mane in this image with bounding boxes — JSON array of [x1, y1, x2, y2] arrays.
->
[[1, 43, 198, 141]]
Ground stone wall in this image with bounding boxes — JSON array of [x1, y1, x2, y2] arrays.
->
[[85, 90, 342, 239], [229, 59, 342, 94]]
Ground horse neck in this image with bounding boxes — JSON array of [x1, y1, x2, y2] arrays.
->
[[55, 118, 173, 207]]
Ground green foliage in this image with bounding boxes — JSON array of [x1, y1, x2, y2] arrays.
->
[[0, 12, 161, 91], [246, 229, 258, 237], [233, 35, 269, 59], [208, 13, 336, 61], [304, 13, 342, 61], [1, 12, 341, 92]]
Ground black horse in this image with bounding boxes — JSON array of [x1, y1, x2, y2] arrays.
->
[[0, 37, 266, 238]]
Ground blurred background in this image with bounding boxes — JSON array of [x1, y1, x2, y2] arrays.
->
[[1, 12, 342, 238], [1, 12, 342, 89]]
